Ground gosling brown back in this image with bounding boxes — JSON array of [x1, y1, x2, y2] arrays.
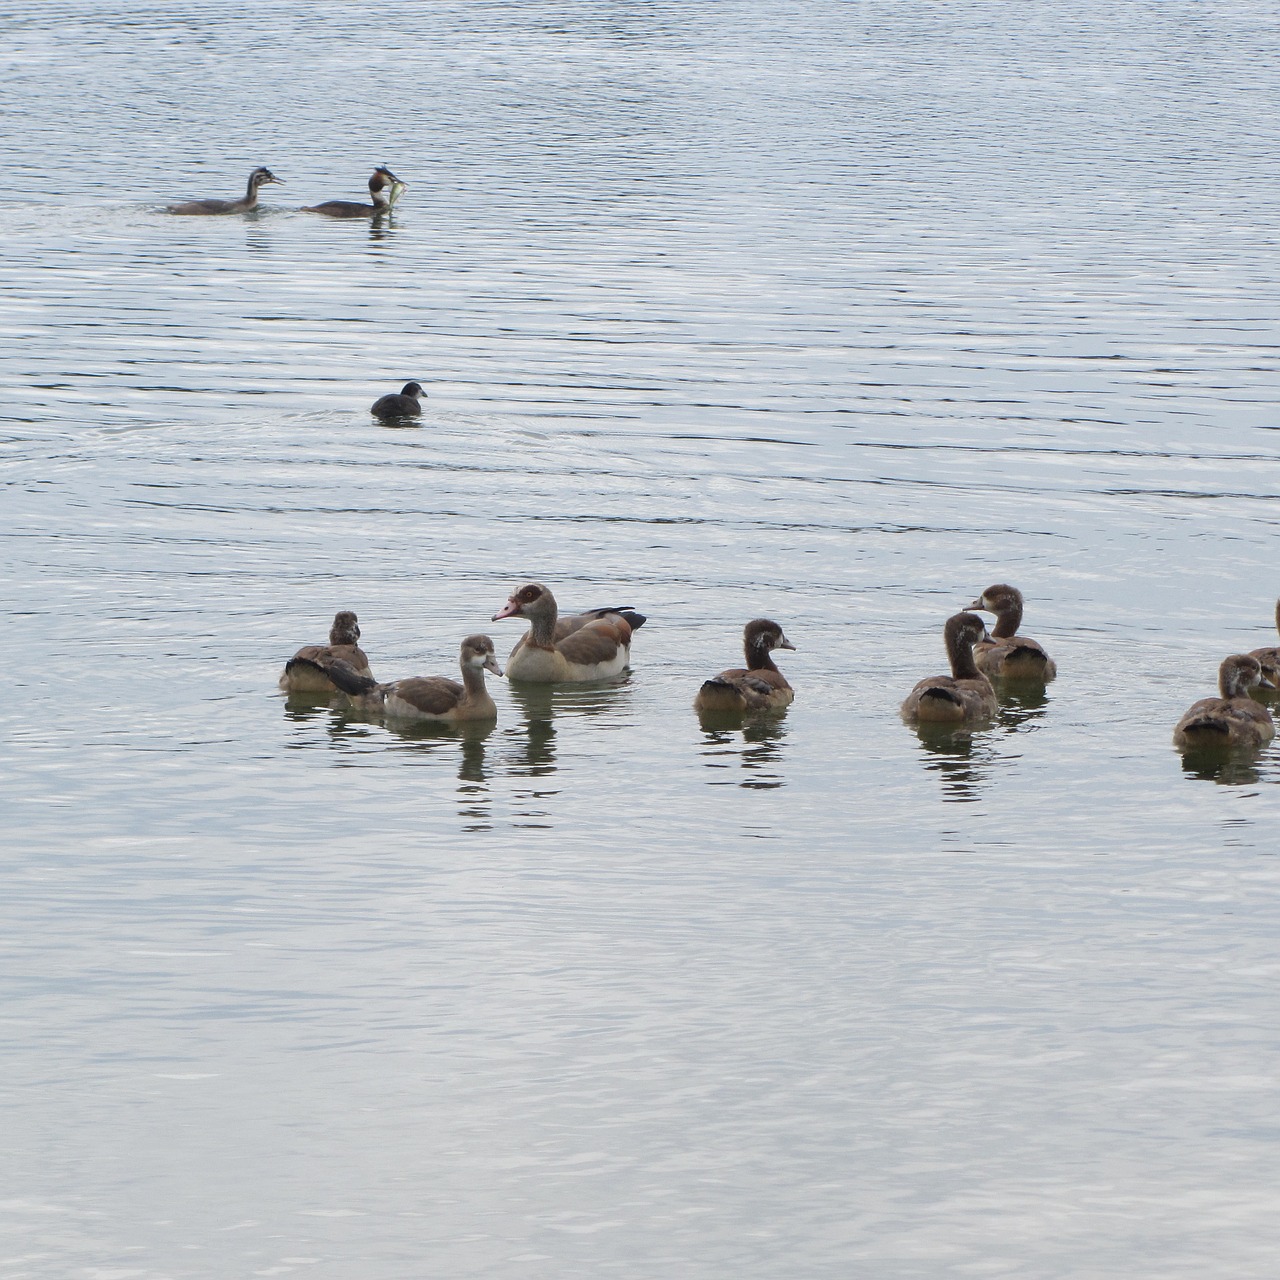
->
[[279, 610, 372, 693], [1173, 654, 1275, 749], [901, 611, 998, 723], [695, 619, 796, 713], [968, 583, 1057, 681]]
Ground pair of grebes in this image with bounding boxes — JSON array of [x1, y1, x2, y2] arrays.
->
[[280, 584, 1280, 749], [166, 165, 407, 218]]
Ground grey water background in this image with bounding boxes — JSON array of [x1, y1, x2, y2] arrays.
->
[[3, 0, 1280, 1275]]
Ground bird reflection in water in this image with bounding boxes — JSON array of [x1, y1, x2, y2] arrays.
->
[[281, 690, 344, 727], [992, 680, 1051, 730], [501, 678, 632, 819], [909, 680, 1050, 801], [910, 722, 998, 803], [283, 695, 496, 826], [348, 712, 497, 829], [697, 710, 789, 790], [1178, 743, 1267, 787]]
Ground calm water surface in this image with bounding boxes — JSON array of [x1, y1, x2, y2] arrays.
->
[[3, 2, 1280, 1276]]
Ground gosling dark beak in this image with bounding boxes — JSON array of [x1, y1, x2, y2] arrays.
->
[[1260, 675, 1276, 690]]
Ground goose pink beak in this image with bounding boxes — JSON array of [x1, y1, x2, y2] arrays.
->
[[492, 598, 522, 621]]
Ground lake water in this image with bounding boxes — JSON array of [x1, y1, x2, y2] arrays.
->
[[3, 1, 1280, 1276]]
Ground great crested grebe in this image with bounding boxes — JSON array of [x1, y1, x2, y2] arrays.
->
[[967, 583, 1057, 681], [370, 382, 425, 421], [325, 635, 502, 723], [302, 166, 406, 218], [167, 167, 282, 215], [493, 583, 637, 682], [1173, 654, 1275, 749], [901, 611, 998, 723], [279, 610, 372, 693], [694, 619, 796, 713]]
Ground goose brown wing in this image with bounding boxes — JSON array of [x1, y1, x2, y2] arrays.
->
[[556, 619, 630, 666], [389, 676, 465, 716], [555, 607, 646, 639]]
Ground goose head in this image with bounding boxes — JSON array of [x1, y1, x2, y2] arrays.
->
[[461, 634, 503, 678], [493, 582, 556, 623], [329, 611, 361, 646]]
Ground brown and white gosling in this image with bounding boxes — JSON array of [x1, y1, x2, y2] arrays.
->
[[371, 382, 425, 421], [324, 635, 502, 723], [967, 583, 1057, 681], [694, 619, 796, 713], [1247, 599, 1280, 688], [901, 611, 998, 724], [493, 583, 636, 682], [279, 611, 372, 693], [1173, 654, 1275, 749], [167, 167, 282, 215]]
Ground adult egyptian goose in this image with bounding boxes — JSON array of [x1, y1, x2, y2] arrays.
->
[[324, 635, 502, 722], [279, 611, 372, 693], [167, 167, 282, 215], [371, 382, 425, 421], [901, 612, 998, 723], [1173, 654, 1275, 749], [967, 583, 1057, 681], [694, 619, 796, 713], [1247, 599, 1280, 688], [492, 582, 635, 682]]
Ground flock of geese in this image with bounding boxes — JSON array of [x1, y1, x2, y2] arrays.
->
[[278, 584, 1280, 752], [169, 169, 1276, 756]]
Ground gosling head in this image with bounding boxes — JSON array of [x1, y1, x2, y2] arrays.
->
[[1219, 653, 1274, 699], [744, 618, 796, 653], [968, 583, 1024, 615], [329, 611, 361, 646], [945, 611, 990, 653], [461, 634, 503, 678]]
